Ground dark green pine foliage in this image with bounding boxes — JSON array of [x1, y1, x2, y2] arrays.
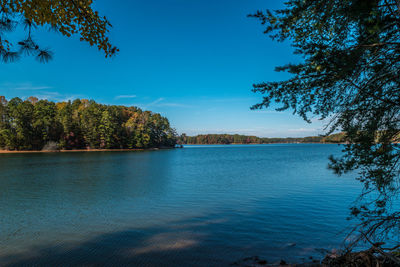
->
[[250, 0, 400, 246], [0, 97, 177, 150]]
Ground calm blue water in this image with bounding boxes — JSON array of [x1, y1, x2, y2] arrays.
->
[[0, 144, 360, 266]]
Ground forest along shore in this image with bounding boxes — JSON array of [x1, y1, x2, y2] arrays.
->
[[0, 97, 177, 151]]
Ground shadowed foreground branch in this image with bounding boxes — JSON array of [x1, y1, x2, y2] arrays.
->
[[0, 0, 118, 63]]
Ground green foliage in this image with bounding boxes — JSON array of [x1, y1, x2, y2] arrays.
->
[[250, 0, 400, 245], [99, 110, 114, 149], [0, 0, 118, 63], [0, 96, 177, 150]]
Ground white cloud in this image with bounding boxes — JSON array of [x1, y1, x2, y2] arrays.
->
[[133, 97, 192, 109], [15, 86, 52, 90], [22, 91, 83, 102], [0, 83, 84, 102], [114, 94, 137, 100], [0, 82, 52, 91], [148, 97, 165, 106], [155, 102, 191, 108], [287, 127, 319, 133]]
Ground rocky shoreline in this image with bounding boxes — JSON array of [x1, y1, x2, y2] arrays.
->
[[231, 256, 320, 267], [231, 248, 400, 267]]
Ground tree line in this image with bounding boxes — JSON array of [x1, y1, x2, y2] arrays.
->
[[178, 133, 346, 145], [0, 96, 177, 150]]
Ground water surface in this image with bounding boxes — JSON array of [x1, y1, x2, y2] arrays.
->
[[0, 144, 360, 266]]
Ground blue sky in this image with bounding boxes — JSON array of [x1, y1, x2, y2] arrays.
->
[[0, 0, 326, 137]]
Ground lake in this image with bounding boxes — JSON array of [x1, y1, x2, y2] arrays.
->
[[0, 144, 360, 266]]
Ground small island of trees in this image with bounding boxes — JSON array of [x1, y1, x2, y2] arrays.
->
[[0, 96, 177, 151]]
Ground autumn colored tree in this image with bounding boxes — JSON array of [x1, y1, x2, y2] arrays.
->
[[0, 96, 177, 150]]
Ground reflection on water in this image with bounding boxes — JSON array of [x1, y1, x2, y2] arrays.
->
[[0, 144, 360, 266]]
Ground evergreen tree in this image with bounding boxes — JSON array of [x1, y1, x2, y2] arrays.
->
[[250, 0, 400, 248]]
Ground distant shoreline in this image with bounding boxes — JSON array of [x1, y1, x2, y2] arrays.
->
[[179, 133, 346, 145], [0, 148, 173, 154], [183, 142, 345, 145]]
